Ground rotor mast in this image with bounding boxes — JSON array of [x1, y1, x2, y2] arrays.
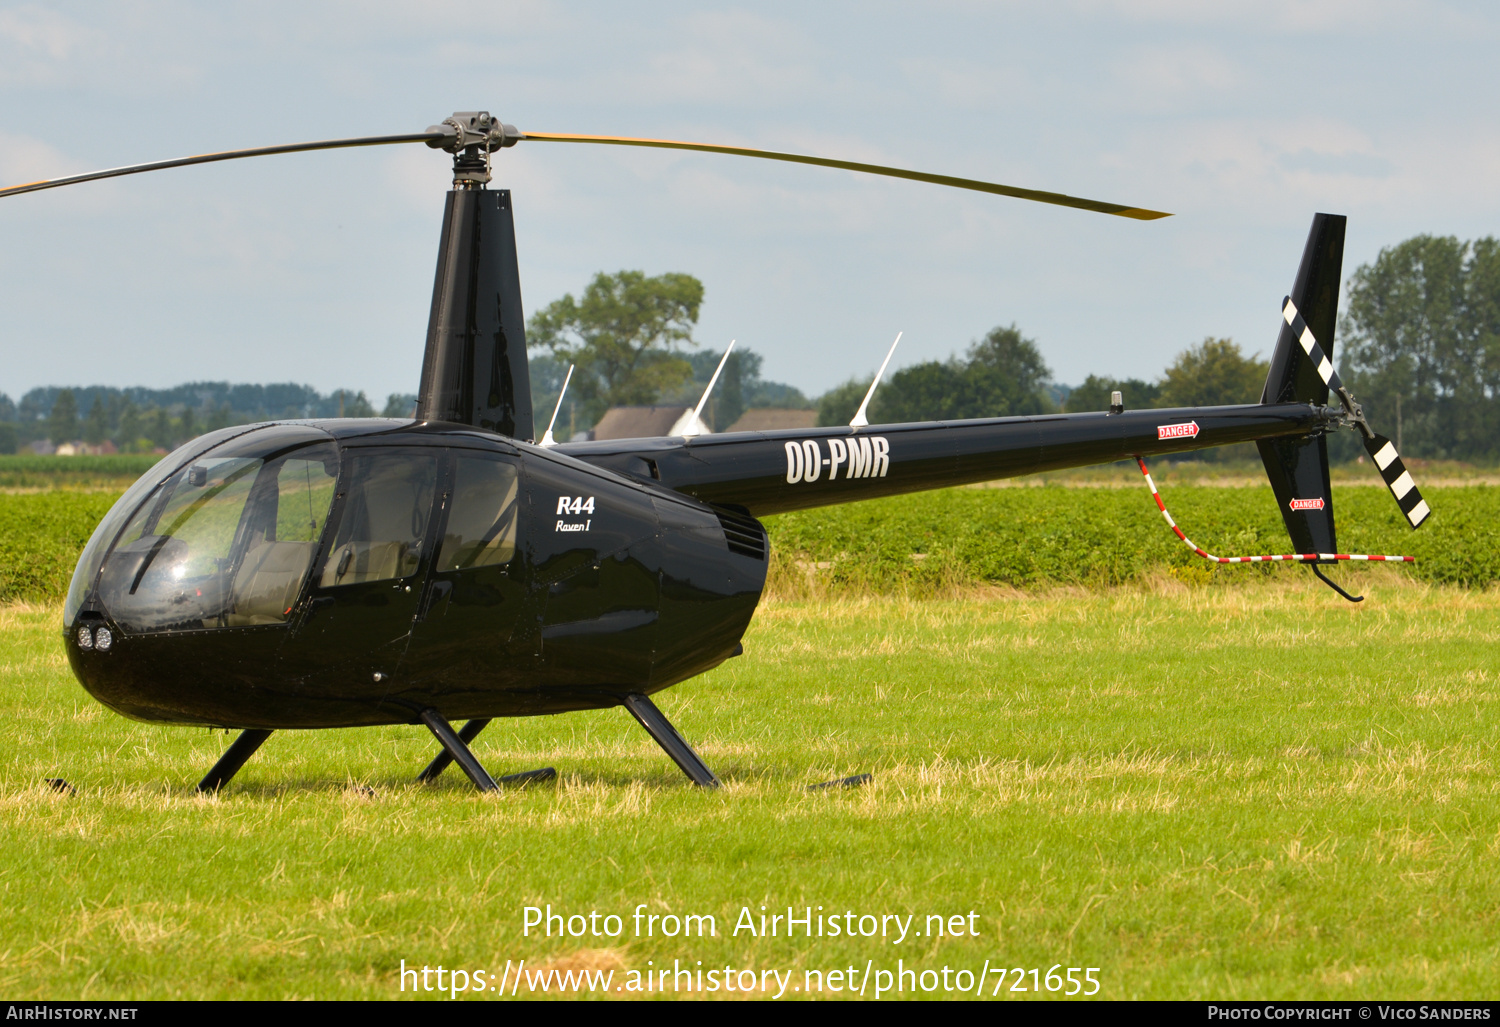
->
[[414, 112, 534, 437]]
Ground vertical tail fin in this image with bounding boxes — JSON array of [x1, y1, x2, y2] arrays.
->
[[1258, 213, 1346, 554]]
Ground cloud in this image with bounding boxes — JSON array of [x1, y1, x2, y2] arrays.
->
[[1108, 44, 1240, 111], [0, 5, 96, 84], [0, 131, 84, 184], [1099, 118, 1407, 211], [896, 57, 1036, 114], [1064, 0, 1431, 33], [619, 9, 826, 108], [0, 5, 87, 59]]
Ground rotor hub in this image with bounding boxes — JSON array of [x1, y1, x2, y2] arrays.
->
[[425, 111, 520, 188]]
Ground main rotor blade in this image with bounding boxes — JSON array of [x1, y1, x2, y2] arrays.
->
[[520, 131, 1170, 220], [0, 132, 444, 199]]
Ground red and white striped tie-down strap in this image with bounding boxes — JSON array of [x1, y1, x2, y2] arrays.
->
[[1134, 456, 1414, 565]]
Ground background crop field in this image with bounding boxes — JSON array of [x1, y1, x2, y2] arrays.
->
[[5, 456, 1500, 605], [1, 463, 1496, 1000]]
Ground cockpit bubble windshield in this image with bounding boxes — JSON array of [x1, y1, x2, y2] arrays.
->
[[95, 426, 338, 633]]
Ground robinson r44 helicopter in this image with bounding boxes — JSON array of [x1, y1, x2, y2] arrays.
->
[[1, 112, 1428, 794]]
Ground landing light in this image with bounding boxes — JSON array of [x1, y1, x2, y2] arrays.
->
[[94, 628, 113, 652], [76, 626, 93, 649]]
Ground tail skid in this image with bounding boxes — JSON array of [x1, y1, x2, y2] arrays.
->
[[1135, 456, 1412, 603], [1135, 458, 1413, 566]]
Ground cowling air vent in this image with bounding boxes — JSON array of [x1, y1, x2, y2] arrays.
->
[[713, 506, 766, 560]]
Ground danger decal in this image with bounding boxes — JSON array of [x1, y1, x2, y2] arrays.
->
[[785, 436, 889, 484], [1289, 498, 1325, 511], [1157, 421, 1200, 440]]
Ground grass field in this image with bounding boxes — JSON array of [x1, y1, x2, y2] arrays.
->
[[3, 577, 1497, 1000], [1, 460, 1496, 999]]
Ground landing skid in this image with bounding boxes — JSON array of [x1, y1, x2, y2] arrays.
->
[[415, 714, 558, 790], [623, 694, 721, 788], [196, 729, 273, 793], [416, 717, 492, 783], [418, 708, 499, 791], [186, 715, 832, 793]]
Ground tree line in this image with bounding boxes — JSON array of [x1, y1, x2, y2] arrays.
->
[[0, 384, 417, 455], [4, 231, 1494, 461]]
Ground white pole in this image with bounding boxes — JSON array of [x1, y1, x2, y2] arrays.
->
[[682, 340, 736, 438], [539, 364, 574, 447], [850, 332, 902, 428]]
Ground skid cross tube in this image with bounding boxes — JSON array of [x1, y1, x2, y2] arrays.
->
[[623, 694, 720, 788], [196, 729, 273, 793], [418, 709, 498, 792], [417, 718, 492, 783]]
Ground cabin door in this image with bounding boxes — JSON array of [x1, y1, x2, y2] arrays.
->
[[281, 446, 440, 707]]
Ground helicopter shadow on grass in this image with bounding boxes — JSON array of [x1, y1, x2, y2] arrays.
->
[[176, 756, 860, 799]]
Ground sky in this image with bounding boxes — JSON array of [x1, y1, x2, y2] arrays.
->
[[1, 1, 1497, 405]]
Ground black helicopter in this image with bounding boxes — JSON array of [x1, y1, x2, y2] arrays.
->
[[1, 112, 1427, 794]]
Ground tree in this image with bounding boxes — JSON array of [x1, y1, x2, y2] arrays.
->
[[1341, 234, 1500, 460], [0, 424, 15, 454], [84, 397, 108, 445], [682, 347, 752, 430], [149, 408, 172, 449], [337, 391, 376, 418], [118, 401, 143, 451], [966, 324, 1052, 405], [48, 389, 79, 444], [864, 323, 1054, 423], [670, 346, 810, 429], [1064, 375, 1160, 412], [529, 271, 703, 422], [875, 360, 973, 422], [1156, 338, 1268, 408], [381, 393, 417, 418], [816, 377, 874, 427]]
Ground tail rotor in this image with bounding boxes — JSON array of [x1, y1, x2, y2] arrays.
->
[[1279, 296, 1430, 529], [1139, 213, 1429, 604]]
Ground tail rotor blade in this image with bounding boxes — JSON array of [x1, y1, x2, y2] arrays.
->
[[1282, 296, 1430, 530], [1365, 434, 1431, 529]]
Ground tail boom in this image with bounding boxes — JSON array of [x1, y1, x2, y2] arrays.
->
[[559, 402, 1335, 517]]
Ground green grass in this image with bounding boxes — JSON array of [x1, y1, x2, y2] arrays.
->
[[2, 581, 1497, 1000], [0, 492, 119, 604]]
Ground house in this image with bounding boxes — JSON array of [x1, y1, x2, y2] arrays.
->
[[54, 440, 119, 456], [725, 408, 819, 433], [590, 406, 707, 441]]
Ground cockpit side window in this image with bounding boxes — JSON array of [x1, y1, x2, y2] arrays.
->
[[438, 455, 520, 572], [319, 450, 438, 587], [226, 447, 339, 626]]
